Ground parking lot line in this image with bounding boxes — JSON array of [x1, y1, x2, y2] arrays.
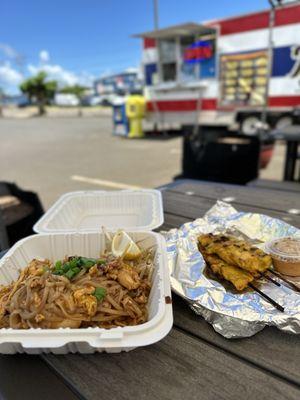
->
[[71, 175, 142, 190]]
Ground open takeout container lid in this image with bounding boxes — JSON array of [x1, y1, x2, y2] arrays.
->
[[34, 189, 164, 234]]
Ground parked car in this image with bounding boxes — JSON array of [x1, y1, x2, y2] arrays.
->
[[54, 94, 80, 107], [83, 95, 103, 106], [13, 95, 32, 108]]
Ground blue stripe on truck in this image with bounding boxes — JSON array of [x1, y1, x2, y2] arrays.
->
[[272, 46, 296, 77], [145, 63, 157, 86]]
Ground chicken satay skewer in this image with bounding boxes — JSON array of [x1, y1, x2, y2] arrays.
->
[[199, 247, 255, 291], [199, 236, 285, 311], [199, 234, 272, 275], [205, 263, 285, 312], [199, 234, 300, 294]]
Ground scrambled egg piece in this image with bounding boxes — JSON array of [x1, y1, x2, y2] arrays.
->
[[33, 292, 41, 307], [117, 264, 140, 290], [35, 314, 45, 323], [28, 259, 50, 276], [89, 265, 98, 276], [73, 286, 97, 317]]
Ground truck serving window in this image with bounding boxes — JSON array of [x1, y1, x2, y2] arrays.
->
[[159, 39, 177, 82], [180, 36, 199, 82], [158, 36, 216, 83]]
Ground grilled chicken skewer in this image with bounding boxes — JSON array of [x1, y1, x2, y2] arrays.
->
[[199, 234, 272, 275], [198, 234, 285, 312], [199, 245, 254, 291]]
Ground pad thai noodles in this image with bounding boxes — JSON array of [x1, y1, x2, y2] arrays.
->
[[0, 236, 154, 329]]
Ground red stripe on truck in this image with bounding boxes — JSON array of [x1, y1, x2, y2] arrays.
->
[[143, 38, 156, 49], [146, 96, 300, 112], [143, 5, 300, 48], [208, 4, 300, 35], [216, 11, 270, 35], [147, 99, 217, 112], [269, 96, 300, 107]]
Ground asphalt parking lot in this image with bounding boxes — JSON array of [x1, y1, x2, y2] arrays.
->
[[0, 116, 284, 210], [0, 116, 182, 209]]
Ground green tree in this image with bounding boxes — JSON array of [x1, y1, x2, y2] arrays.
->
[[60, 85, 88, 116], [60, 85, 87, 99], [20, 72, 57, 115]]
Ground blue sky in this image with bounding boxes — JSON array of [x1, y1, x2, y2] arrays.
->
[[0, 0, 268, 93]]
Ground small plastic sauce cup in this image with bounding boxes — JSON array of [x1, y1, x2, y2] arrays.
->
[[265, 237, 300, 277]]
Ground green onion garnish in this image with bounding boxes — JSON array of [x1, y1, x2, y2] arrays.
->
[[93, 287, 106, 302]]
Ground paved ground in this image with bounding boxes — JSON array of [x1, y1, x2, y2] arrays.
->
[[2, 105, 112, 118], [0, 116, 284, 210], [0, 117, 182, 209], [260, 140, 285, 181]]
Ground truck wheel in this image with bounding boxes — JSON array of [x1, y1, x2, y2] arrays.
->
[[240, 115, 261, 135], [275, 115, 293, 129]]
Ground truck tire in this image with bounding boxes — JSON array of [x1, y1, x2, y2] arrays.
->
[[240, 115, 261, 135], [275, 115, 293, 129]]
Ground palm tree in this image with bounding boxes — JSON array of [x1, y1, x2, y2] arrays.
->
[[20, 72, 57, 115]]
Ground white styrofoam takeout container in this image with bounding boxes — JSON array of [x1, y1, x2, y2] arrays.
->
[[33, 190, 164, 233], [0, 231, 172, 354], [0, 189, 173, 354]]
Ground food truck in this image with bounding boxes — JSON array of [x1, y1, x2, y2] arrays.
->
[[135, 1, 300, 134]]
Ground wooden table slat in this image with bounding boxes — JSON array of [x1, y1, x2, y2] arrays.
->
[[162, 190, 300, 228], [164, 180, 300, 214], [247, 179, 300, 193], [173, 295, 300, 387], [0, 355, 79, 400], [43, 329, 300, 400]]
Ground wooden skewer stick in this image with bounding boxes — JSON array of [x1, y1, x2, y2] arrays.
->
[[249, 283, 284, 312], [259, 273, 281, 287], [268, 270, 300, 293]]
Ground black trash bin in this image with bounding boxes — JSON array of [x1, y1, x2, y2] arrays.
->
[[181, 125, 261, 185], [0, 182, 44, 249]]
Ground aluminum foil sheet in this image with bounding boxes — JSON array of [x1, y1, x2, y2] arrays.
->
[[163, 201, 300, 338]]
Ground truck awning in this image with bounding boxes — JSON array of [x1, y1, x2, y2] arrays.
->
[[133, 22, 216, 39]]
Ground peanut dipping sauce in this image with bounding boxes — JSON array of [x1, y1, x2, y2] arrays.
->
[[266, 237, 300, 277], [273, 238, 300, 256]]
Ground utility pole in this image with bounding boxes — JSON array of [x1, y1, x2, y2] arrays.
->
[[153, 0, 159, 30], [262, 0, 276, 128]]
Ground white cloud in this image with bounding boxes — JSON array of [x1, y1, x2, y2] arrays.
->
[[28, 53, 95, 88], [39, 50, 50, 63], [0, 45, 95, 93], [0, 43, 19, 59], [28, 62, 79, 86], [28, 49, 95, 87], [0, 62, 23, 88]]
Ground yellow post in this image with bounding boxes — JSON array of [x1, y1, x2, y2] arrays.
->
[[125, 94, 146, 138]]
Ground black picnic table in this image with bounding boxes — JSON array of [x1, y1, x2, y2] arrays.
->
[[270, 125, 300, 181], [0, 180, 300, 400]]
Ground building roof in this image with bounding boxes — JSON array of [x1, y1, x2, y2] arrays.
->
[[133, 22, 216, 39]]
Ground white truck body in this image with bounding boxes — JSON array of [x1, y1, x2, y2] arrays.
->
[[137, 2, 300, 133]]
